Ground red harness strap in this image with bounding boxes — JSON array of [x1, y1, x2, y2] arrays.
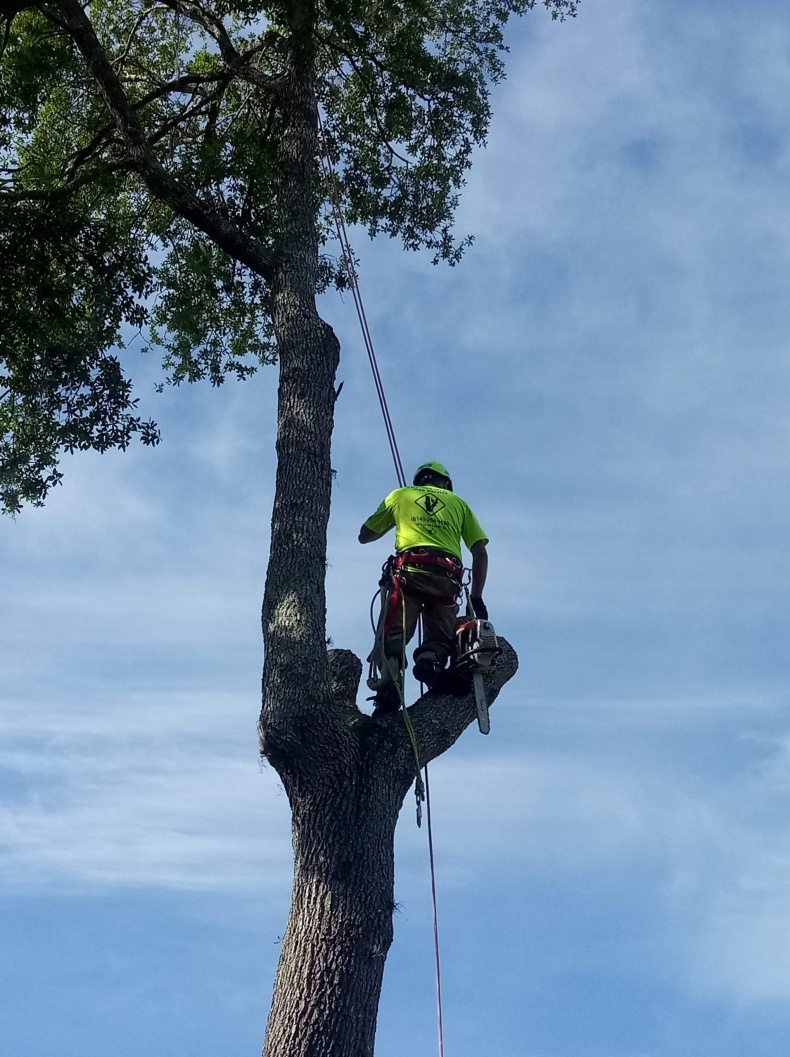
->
[[381, 550, 463, 639], [393, 549, 464, 579]]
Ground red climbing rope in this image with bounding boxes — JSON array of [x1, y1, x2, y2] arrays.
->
[[424, 765, 445, 1057], [318, 111, 445, 1057]]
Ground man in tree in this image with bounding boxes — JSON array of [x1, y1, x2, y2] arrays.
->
[[0, 1, 576, 1053], [360, 460, 489, 711]]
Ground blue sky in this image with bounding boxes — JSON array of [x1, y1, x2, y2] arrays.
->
[[2, 0, 790, 1054]]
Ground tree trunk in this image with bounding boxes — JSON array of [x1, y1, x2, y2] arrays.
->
[[258, 22, 520, 1057], [261, 651, 411, 1057], [260, 639, 519, 1057]]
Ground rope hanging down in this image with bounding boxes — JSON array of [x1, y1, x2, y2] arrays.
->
[[319, 115, 445, 1057]]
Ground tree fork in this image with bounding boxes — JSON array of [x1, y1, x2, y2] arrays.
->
[[260, 636, 518, 1056]]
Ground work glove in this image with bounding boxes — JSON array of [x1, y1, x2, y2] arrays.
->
[[471, 596, 488, 620]]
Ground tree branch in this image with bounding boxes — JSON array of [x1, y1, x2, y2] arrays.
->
[[147, 82, 226, 149], [0, 14, 13, 57], [112, 3, 169, 71], [1, 84, 224, 204], [321, 45, 411, 167], [44, 0, 276, 282], [0, 159, 134, 202], [401, 637, 519, 770], [327, 649, 363, 713], [63, 71, 230, 181], [159, 0, 286, 90], [320, 23, 434, 106]]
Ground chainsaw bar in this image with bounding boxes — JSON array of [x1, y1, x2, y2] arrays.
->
[[472, 671, 490, 734]]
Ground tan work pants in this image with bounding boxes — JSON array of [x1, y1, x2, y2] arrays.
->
[[383, 566, 460, 670]]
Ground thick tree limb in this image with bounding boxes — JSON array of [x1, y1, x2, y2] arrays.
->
[[397, 637, 519, 772], [321, 638, 519, 792], [44, 0, 276, 282]]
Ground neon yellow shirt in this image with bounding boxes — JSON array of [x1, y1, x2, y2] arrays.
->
[[363, 486, 488, 560]]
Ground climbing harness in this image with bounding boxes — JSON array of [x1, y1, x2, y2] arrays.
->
[[367, 550, 464, 699]]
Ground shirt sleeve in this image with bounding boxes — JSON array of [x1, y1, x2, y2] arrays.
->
[[363, 493, 396, 535], [460, 502, 488, 551]]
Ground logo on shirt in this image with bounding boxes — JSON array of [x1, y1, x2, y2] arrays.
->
[[415, 493, 445, 517]]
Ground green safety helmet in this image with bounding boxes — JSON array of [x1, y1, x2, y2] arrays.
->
[[413, 462, 453, 491]]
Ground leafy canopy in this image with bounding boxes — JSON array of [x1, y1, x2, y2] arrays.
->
[[0, 0, 577, 512]]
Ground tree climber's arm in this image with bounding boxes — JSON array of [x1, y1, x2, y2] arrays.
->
[[358, 524, 390, 544], [470, 540, 489, 618]]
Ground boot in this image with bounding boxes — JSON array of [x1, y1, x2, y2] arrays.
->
[[433, 667, 472, 696], [413, 652, 444, 687], [372, 681, 401, 716]]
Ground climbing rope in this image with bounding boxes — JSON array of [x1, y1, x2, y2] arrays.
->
[[319, 111, 445, 1057], [317, 115, 406, 488], [424, 763, 445, 1057]]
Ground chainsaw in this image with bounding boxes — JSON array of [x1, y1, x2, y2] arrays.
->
[[454, 617, 501, 734]]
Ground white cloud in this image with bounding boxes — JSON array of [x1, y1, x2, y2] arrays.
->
[[0, 689, 292, 893]]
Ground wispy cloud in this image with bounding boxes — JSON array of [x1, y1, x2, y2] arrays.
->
[[0, 688, 291, 893]]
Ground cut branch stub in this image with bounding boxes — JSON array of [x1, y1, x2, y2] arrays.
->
[[327, 648, 363, 711]]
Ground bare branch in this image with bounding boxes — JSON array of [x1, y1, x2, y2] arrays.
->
[[112, 3, 169, 71], [145, 82, 225, 150], [321, 45, 411, 168]]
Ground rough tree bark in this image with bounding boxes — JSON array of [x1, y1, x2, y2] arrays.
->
[[260, 646, 518, 1057], [257, 25, 519, 1057]]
